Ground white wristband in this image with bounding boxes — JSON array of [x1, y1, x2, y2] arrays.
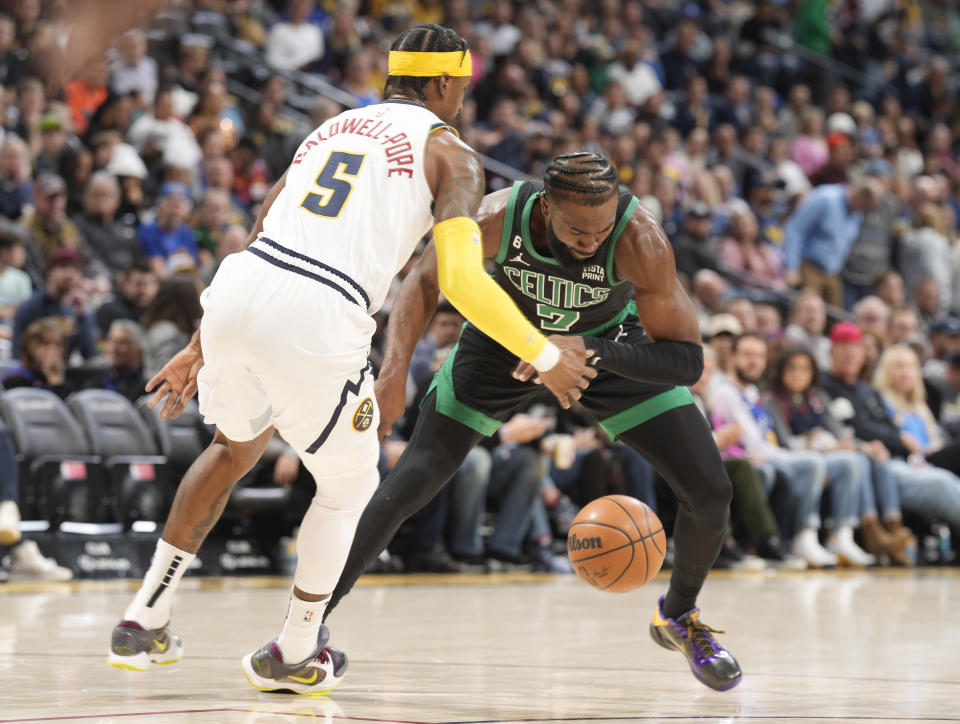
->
[[531, 340, 560, 372]]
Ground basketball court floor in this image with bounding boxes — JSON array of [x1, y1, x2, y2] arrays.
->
[[1, 569, 957, 723]]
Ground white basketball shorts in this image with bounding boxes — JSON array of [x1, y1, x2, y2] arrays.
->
[[196, 240, 380, 476]]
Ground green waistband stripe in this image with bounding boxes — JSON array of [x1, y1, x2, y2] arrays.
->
[[423, 341, 502, 436], [598, 386, 694, 441]]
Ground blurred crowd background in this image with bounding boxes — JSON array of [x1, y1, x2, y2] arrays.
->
[[0, 0, 959, 581]]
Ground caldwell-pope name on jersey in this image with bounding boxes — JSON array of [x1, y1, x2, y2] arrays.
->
[[292, 116, 415, 178], [502, 265, 611, 309]]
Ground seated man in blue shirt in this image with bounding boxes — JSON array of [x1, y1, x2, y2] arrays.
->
[[137, 181, 198, 278], [11, 246, 96, 362]]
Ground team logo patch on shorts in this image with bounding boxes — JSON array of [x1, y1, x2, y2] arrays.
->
[[353, 398, 374, 432]]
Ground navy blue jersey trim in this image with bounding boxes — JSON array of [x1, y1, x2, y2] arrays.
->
[[305, 362, 372, 454], [247, 247, 361, 308], [258, 236, 370, 309]]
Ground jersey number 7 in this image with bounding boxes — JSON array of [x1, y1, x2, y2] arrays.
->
[[300, 151, 366, 218]]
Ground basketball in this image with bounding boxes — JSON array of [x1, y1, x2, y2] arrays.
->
[[567, 495, 666, 593]]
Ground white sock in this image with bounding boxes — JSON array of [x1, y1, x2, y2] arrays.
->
[[123, 539, 195, 629], [276, 590, 328, 664]]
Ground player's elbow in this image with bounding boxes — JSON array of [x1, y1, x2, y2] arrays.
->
[[677, 342, 704, 386]]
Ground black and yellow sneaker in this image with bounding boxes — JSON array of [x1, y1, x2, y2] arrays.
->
[[108, 620, 183, 671], [241, 625, 348, 696], [649, 595, 742, 691]]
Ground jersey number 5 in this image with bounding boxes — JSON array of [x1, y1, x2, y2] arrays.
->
[[300, 151, 366, 218]]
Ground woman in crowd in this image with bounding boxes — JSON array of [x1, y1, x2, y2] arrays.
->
[[141, 276, 202, 380], [2, 318, 72, 399], [766, 348, 913, 565]]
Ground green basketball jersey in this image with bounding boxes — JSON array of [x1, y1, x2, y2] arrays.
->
[[492, 180, 638, 336]]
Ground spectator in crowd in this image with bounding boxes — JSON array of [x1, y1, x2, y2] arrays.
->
[[783, 178, 883, 308], [266, 0, 324, 71], [841, 160, 899, 309], [72, 171, 140, 279], [109, 29, 157, 106], [900, 204, 953, 317], [12, 246, 94, 361], [200, 223, 247, 286], [809, 132, 854, 187], [672, 201, 716, 279], [853, 296, 891, 342], [691, 345, 794, 567], [95, 319, 147, 402], [764, 347, 899, 565], [708, 332, 850, 567], [874, 270, 906, 310], [0, 229, 32, 338], [704, 313, 742, 377], [18, 172, 83, 274], [137, 181, 198, 278], [95, 259, 157, 337], [823, 323, 960, 540], [3, 317, 72, 398], [784, 289, 831, 370], [141, 276, 201, 380], [126, 88, 202, 171], [0, 136, 32, 219], [889, 307, 920, 345], [719, 207, 786, 291], [409, 301, 463, 390]]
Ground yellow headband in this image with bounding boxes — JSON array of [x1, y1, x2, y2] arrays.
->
[[388, 50, 472, 78]]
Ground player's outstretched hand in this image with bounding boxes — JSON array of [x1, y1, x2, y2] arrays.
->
[[374, 375, 407, 442], [145, 343, 204, 420], [537, 335, 597, 410]]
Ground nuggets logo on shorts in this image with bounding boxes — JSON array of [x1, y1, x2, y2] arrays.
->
[[353, 397, 374, 432]]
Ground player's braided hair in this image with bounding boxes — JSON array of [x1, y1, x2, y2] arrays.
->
[[544, 152, 619, 206], [384, 23, 468, 102]]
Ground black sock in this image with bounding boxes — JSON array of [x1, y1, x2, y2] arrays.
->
[[661, 580, 700, 619]]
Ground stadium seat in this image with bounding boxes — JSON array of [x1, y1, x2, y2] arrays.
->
[[136, 396, 210, 476], [66, 390, 168, 529], [0, 388, 102, 529], [136, 395, 290, 513]]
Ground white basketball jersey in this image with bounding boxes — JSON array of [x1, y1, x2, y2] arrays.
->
[[261, 100, 448, 314]]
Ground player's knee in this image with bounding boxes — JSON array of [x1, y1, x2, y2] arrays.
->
[[312, 464, 379, 513]]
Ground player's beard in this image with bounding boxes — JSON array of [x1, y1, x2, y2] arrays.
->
[[545, 219, 606, 273]]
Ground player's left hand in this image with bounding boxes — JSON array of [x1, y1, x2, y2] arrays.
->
[[145, 342, 204, 419]]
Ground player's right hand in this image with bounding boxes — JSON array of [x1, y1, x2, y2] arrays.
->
[[145, 343, 204, 420], [537, 335, 597, 410], [374, 374, 407, 442]]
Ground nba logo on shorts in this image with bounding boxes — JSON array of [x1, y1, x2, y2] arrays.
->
[[353, 398, 374, 432], [303, 611, 314, 622]]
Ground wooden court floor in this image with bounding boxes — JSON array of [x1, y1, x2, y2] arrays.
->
[[1, 569, 958, 723]]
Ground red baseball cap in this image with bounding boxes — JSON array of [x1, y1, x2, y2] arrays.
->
[[827, 131, 852, 150], [829, 321, 863, 344]]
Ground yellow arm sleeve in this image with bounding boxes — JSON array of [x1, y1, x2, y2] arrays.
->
[[433, 216, 552, 365]]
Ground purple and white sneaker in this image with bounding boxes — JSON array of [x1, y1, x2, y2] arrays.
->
[[649, 595, 742, 691]]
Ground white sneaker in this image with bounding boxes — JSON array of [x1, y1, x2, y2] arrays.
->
[[0, 500, 20, 546], [790, 528, 839, 569], [827, 526, 877, 567], [3, 540, 73, 581]]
